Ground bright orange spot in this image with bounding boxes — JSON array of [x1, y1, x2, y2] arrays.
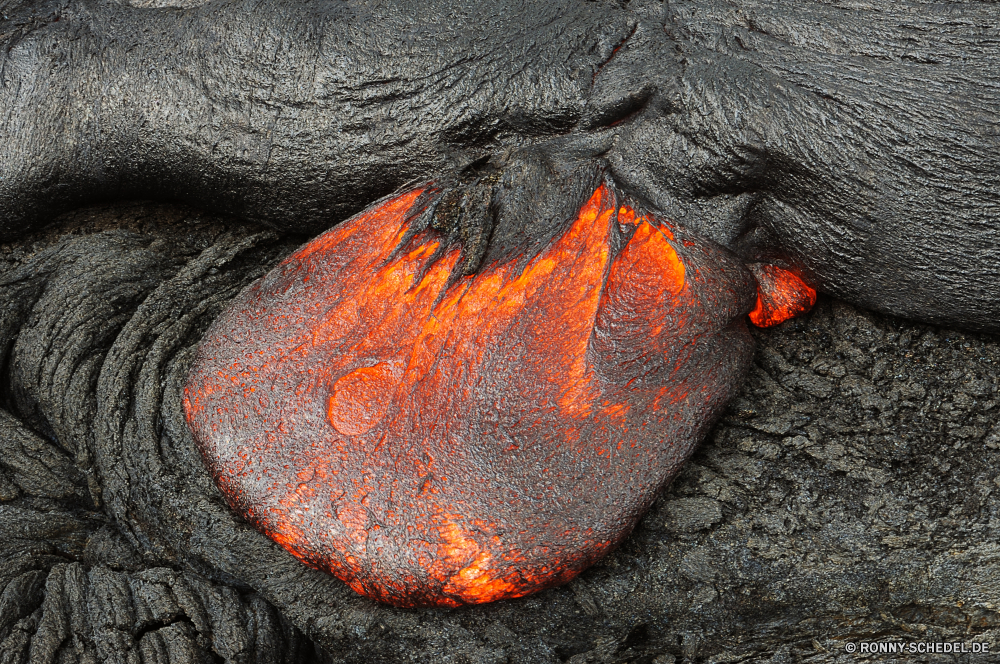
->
[[433, 521, 529, 603], [748, 263, 817, 327], [445, 549, 524, 602], [617, 206, 638, 227], [437, 520, 480, 567]]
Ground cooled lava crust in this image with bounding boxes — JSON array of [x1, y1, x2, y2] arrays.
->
[[184, 183, 757, 607]]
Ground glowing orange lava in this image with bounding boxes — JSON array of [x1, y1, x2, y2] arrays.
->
[[748, 263, 817, 327], [184, 183, 758, 607]]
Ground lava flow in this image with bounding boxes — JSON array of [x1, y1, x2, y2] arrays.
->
[[184, 182, 759, 607]]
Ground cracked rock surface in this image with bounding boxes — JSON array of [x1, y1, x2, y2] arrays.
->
[[0, 202, 996, 663]]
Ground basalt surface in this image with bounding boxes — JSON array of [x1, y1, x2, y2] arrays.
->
[[0, 201, 996, 662]]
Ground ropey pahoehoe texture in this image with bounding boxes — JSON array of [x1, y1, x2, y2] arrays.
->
[[0, 0, 998, 661]]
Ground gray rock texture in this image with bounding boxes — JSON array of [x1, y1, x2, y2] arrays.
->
[[0, 202, 995, 663]]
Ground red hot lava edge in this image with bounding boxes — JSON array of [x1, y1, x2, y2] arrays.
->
[[184, 183, 762, 607], [748, 263, 818, 328]]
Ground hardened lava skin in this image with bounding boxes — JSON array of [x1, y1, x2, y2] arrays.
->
[[184, 183, 757, 607]]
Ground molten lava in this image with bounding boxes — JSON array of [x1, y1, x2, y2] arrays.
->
[[184, 183, 758, 607], [748, 263, 818, 328]]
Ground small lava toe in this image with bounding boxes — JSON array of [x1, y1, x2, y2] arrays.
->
[[748, 263, 818, 328]]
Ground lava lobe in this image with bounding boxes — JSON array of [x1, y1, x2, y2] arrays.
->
[[184, 183, 757, 607]]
